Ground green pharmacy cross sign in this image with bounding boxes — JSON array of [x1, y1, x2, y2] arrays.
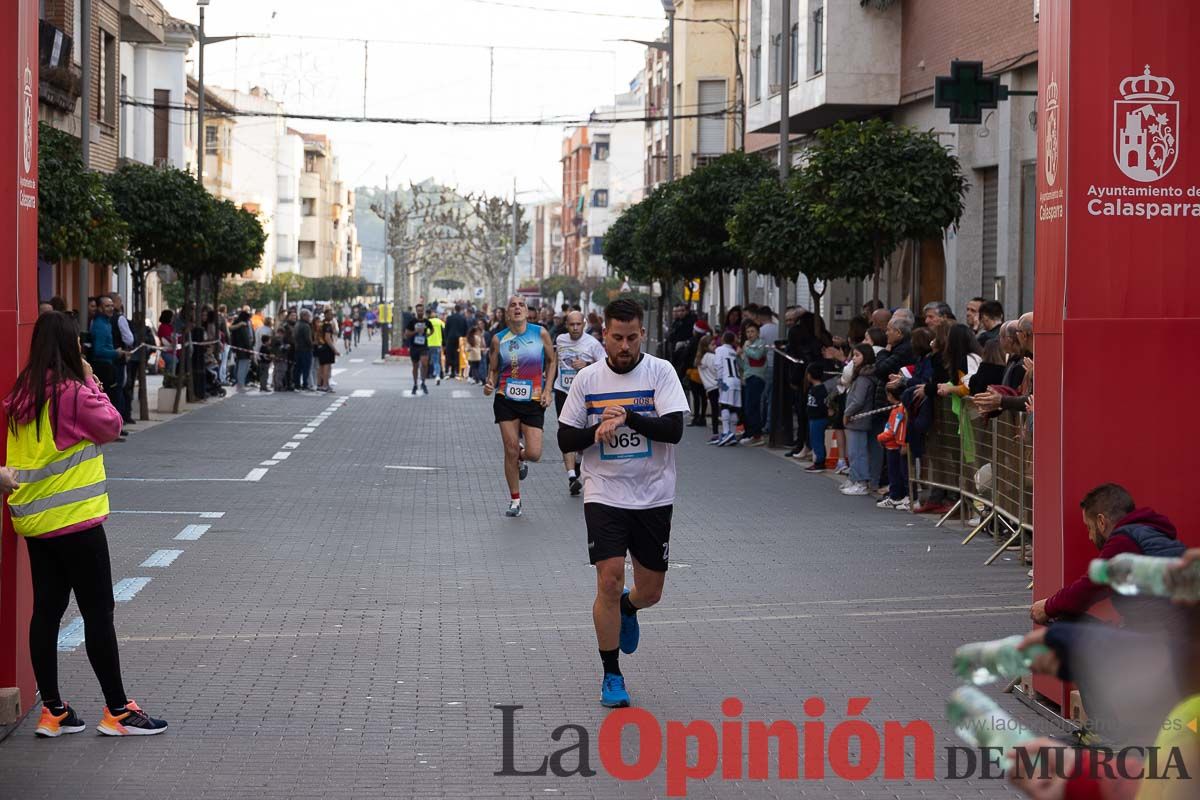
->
[[934, 60, 1038, 124], [935, 61, 1006, 124]]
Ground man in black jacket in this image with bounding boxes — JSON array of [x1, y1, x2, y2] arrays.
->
[[666, 303, 695, 376], [873, 315, 915, 409], [444, 304, 469, 379]]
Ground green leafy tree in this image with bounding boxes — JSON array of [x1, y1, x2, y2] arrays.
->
[[539, 274, 583, 305], [729, 174, 874, 310], [106, 163, 213, 316], [38, 123, 128, 268], [802, 119, 967, 291], [204, 199, 268, 289], [671, 151, 775, 275]]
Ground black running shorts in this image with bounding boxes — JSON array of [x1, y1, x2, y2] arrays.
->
[[493, 394, 546, 429], [554, 389, 569, 417], [410, 345, 428, 362], [584, 502, 672, 572]]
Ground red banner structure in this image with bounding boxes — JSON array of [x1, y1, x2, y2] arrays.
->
[[1034, 0, 1200, 710], [0, 0, 40, 723]]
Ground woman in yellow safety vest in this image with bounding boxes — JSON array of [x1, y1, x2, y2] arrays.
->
[[4, 311, 167, 737]]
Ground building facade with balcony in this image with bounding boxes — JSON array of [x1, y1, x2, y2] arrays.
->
[[183, 75, 237, 201], [531, 202, 563, 281], [645, 0, 739, 194], [585, 87, 644, 279], [740, 0, 1039, 324], [294, 132, 356, 280], [560, 127, 589, 278], [37, 0, 167, 307]]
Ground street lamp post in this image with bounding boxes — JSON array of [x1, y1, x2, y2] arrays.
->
[[662, 0, 675, 183], [194, 1, 252, 187]]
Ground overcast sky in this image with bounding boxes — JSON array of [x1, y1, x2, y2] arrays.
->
[[159, 0, 664, 199]]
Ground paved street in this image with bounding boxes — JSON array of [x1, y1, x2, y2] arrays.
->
[[0, 358, 1043, 799]]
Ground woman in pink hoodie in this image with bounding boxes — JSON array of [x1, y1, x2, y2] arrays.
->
[[4, 311, 167, 737]]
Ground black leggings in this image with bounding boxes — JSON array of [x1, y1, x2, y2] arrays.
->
[[26, 525, 127, 709]]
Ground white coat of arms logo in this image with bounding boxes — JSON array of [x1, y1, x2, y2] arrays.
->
[[1044, 78, 1060, 186], [1113, 65, 1179, 183]]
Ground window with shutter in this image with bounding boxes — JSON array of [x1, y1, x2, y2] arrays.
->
[[697, 80, 727, 155], [981, 167, 999, 297]]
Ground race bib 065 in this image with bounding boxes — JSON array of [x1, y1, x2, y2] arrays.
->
[[600, 426, 651, 461], [505, 378, 534, 402]]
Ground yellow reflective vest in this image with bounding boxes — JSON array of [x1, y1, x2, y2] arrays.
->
[[6, 402, 108, 537]]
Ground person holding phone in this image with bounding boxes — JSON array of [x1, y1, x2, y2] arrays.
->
[[5, 311, 167, 737]]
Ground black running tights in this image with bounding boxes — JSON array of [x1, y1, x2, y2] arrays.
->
[[26, 525, 128, 709]]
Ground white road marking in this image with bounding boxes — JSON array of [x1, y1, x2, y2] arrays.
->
[[384, 465, 443, 471], [273, 452, 291, 460], [332, 368, 346, 376], [260, 460, 279, 466], [282, 442, 300, 449], [110, 477, 246, 482], [175, 524, 210, 541], [110, 510, 224, 518], [350, 358, 364, 363], [112, 578, 152, 602], [350, 389, 375, 398], [141, 549, 184, 567], [244, 468, 269, 482], [301, 427, 316, 433], [57, 617, 85, 651], [451, 390, 472, 398], [293, 434, 309, 440]]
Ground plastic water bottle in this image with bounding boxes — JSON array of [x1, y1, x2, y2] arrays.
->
[[953, 635, 1048, 685], [1088, 553, 1200, 601], [946, 686, 1032, 758]]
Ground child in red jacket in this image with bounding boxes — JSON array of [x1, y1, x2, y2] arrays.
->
[[876, 386, 909, 510]]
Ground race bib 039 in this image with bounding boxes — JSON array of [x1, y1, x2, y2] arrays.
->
[[505, 378, 534, 402]]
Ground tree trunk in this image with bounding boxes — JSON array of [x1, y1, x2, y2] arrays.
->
[[718, 273, 727, 326]]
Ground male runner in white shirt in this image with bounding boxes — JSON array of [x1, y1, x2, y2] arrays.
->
[[557, 298, 690, 708], [553, 310, 607, 496]]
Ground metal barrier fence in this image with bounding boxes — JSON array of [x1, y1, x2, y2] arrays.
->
[[908, 397, 1033, 576]]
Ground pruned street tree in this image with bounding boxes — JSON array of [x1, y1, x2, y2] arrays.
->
[[728, 174, 874, 313], [424, 191, 528, 307], [801, 118, 968, 299], [106, 162, 211, 319], [38, 123, 128, 272]]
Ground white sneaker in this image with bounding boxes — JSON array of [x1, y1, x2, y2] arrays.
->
[[840, 482, 869, 496], [893, 497, 912, 511], [966, 515, 982, 527], [876, 497, 898, 509], [834, 462, 850, 475], [798, 447, 813, 461]]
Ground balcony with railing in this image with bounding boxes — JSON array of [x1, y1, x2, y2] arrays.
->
[[748, 0, 900, 136], [120, 0, 166, 44], [38, 20, 82, 113]]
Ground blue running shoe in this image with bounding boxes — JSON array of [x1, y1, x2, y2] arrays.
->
[[619, 587, 640, 654], [600, 673, 630, 708]]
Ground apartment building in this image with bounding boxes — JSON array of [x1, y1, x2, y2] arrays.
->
[[645, 0, 739, 192], [183, 75, 237, 200], [740, 0, 1039, 322], [584, 88, 644, 278], [560, 127, 589, 278], [296, 133, 359, 280], [531, 202, 563, 281], [37, 0, 167, 305]]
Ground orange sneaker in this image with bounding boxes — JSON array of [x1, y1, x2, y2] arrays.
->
[[34, 704, 86, 738], [97, 700, 168, 736]]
